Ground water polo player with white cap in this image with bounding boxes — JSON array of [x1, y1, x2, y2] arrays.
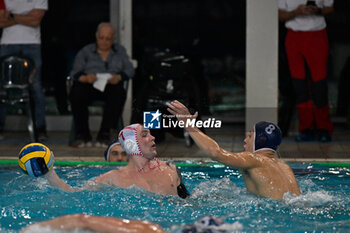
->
[[168, 100, 301, 199], [118, 123, 190, 198], [43, 123, 189, 198], [118, 123, 160, 171]]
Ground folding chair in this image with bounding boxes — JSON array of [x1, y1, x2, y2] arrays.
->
[[0, 55, 36, 141], [66, 76, 128, 146]]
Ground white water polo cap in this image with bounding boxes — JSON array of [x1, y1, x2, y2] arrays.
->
[[118, 124, 142, 156]]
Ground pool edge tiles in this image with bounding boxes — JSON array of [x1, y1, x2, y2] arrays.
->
[[282, 158, 350, 163], [1, 159, 350, 167]]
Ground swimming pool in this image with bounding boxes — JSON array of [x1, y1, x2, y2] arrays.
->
[[0, 162, 349, 232]]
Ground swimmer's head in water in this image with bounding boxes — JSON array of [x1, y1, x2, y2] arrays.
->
[[254, 121, 282, 152], [104, 140, 119, 161], [104, 140, 127, 162], [118, 124, 142, 156], [182, 216, 226, 233]]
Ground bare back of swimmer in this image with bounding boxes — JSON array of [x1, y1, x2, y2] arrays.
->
[[21, 214, 165, 233]]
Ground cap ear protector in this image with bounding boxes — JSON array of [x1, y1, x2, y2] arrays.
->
[[254, 121, 282, 152], [255, 133, 268, 150]]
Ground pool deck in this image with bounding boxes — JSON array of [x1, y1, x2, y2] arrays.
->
[[1, 122, 350, 163]]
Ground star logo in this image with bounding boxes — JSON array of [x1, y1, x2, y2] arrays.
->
[[143, 110, 162, 129], [151, 110, 162, 122]]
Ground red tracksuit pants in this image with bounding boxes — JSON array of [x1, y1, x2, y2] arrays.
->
[[285, 29, 333, 134]]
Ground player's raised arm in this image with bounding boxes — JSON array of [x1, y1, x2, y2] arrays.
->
[[167, 100, 262, 169]]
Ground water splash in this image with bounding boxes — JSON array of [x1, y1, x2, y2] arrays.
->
[[191, 178, 243, 199], [283, 190, 334, 207]]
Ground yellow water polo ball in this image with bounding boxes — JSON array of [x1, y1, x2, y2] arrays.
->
[[18, 143, 54, 177]]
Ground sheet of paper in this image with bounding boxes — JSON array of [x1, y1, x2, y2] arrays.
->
[[93, 73, 112, 92]]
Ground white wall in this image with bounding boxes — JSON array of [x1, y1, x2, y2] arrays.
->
[[246, 0, 279, 133], [110, 0, 134, 125]]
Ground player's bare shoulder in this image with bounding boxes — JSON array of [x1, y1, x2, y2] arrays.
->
[[95, 168, 125, 185], [163, 161, 176, 169], [153, 161, 179, 180], [162, 161, 179, 174], [278, 160, 294, 173]]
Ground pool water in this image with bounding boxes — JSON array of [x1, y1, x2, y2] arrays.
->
[[0, 162, 350, 232]]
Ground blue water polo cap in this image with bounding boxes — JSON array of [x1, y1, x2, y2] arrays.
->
[[104, 139, 121, 161], [182, 216, 225, 233], [254, 121, 282, 152]]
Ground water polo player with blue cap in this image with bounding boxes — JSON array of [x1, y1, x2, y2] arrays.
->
[[104, 140, 128, 162], [168, 100, 301, 199], [253, 121, 282, 153]]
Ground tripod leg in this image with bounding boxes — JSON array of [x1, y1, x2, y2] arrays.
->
[[184, 129, 193, 147], [25, 102, 35, 142]]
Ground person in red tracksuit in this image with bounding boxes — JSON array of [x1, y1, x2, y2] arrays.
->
[[278, 0, 334, 142], [0, 0, 5, 10]]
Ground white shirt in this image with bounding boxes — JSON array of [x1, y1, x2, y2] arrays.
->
[[1, 0, 48, 44], [278, 0, 333, 31]]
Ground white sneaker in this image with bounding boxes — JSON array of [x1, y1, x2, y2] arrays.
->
[[85, 141, 93, 147], [73, 139, 93, 148], [95, 141, 108, 148]]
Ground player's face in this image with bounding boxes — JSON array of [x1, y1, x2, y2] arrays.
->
[[137, 125, 157, 158], [109, 145, 128, 162], [244, 129, 254, 152]]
